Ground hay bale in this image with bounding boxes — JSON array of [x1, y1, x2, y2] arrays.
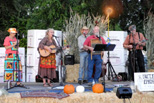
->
[[1, 92, 154, 103], [65, 64, 79, 83], [148, 69, 154, 72]]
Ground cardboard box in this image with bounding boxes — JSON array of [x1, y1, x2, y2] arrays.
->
[[0, 76, 4, 83], [22, 72, 25, 82], [27, 30, 62, 48], [27, 30, 46, 48], [26, 66, 38, 82], [0, 66, 4, 76], [27, 48, 40, 66]]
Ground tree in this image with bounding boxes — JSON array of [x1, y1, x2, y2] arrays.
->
[[144, 13, 154, 69], [119, 0, 154, 32], [26, 0, 68, 30], [0, 0, 35, 47]]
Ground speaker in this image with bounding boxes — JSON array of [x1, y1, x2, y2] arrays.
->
[[118, 72, 127, 81], [64, 55, 74, 65], [36, 71, 59, 83], [116, 87, 132, 99], [35, 74, 43, 82]]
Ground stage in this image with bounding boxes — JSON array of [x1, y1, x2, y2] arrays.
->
[[0, 81, 154, 103]]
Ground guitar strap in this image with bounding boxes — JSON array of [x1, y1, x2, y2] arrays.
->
[[129, 32, 140, 44]]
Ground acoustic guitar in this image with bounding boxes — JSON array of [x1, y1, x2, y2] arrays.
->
[[39, 45, 69, 57], [39, 45, 57, 57]]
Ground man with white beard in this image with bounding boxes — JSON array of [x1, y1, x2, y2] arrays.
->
[[83, 26, 106, 86]]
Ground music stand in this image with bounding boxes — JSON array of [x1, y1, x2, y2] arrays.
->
[[94, 44, 117, 92]]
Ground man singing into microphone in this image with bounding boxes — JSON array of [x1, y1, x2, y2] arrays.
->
[[123, 25, 146, 81], [83, 26, 106, 86], [77, 26, 89, 85]]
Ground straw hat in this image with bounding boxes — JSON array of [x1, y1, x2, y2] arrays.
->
[[7, 28, 17, 33], [81, 26, 89, 30]]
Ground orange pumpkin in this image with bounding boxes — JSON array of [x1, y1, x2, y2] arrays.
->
[[92, 84, 104, 93], [64, 84, 75, 94]]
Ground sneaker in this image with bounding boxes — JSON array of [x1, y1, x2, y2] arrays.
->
[[78, 80, 82, 85], [83, 80, 88, 83], [88, 82, 92, 86]]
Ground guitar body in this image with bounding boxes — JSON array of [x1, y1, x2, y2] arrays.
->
[[39, 45, 56, 57]]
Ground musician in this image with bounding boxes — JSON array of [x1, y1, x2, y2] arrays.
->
[[78, 26, 89, 85], [123, 25, 146, 81], [83, 26, 106, 86], [3, 28, 22, 86], [38, 28, 58, 87]]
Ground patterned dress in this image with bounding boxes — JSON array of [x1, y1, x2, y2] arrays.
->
[[38, 37, 58, 79], [3, 36, 22, 82]]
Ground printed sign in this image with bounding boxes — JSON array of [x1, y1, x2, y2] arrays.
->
[[135, 72, 154, 92]]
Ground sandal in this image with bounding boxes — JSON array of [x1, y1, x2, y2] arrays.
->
[[48, 83, 53, 87], [43, 83, 48, 87]]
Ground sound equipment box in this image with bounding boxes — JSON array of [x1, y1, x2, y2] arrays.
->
[[35, 74, 43, 82], [116, 87, 132, 99], [118, 72, 127, 81], [64, 55, 74, 65]]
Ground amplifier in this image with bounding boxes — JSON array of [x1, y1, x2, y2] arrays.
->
[[64, 55, 74, 65], [116, 87, 132, 99]]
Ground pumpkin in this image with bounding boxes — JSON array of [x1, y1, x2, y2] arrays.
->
[[64, 84, 75, 94], [92, 84, 104, 93], [76, 85, 85, 93]]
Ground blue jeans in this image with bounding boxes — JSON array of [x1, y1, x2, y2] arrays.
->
[[88, 54, 102, 83], [78, 52, 88, 81]]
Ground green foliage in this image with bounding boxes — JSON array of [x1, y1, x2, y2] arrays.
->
[[19, 38, 27, 48], [109, 24, 122, 31], [0, 31, 8, 47], [26, 0, 67, 30], [0, 0, 154, 50], [0, 0, 35, 48]]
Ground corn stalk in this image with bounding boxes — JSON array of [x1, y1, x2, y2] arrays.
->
[[63, 10, 108, 63], [144, 13, 154, 69]]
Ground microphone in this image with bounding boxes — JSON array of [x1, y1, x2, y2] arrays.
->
[[83, 32, 87, 38], [96, 35, 101, 40], [53, 35, 60, 38]]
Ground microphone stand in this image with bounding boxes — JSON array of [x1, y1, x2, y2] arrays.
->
[[53, 35, 65, 86], [129, 34, 139, 81], [130, 44, 139, 79]]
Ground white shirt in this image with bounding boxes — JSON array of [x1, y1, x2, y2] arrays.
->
[[78, 34, 89, 52]]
